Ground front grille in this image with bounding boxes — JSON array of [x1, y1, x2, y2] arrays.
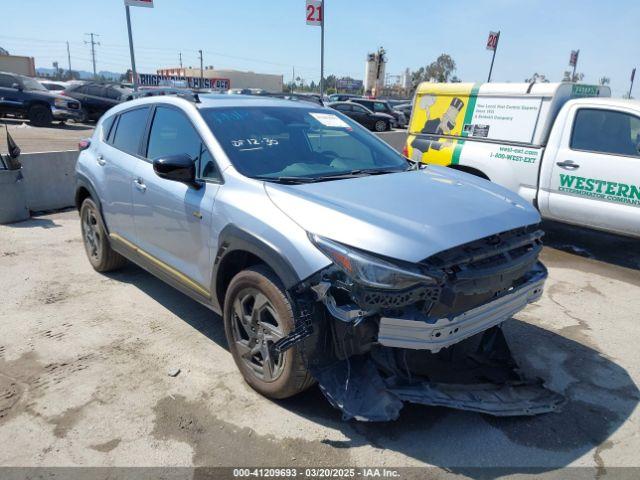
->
[[420, 225, 544, 317]]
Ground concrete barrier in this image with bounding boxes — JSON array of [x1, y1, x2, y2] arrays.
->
[[19, 150, 78, 212], [4, 131, 405, 216], [0, 169, 30, 224]]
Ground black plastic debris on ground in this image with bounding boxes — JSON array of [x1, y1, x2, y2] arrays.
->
[[311, 326, 566, 422]]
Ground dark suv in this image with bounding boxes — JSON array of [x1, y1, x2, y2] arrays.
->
[[63, 83, 132, 122], [0, 71, 82, 126]]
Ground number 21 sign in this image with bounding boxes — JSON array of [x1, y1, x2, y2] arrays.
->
[[306, 0, 323, 26]]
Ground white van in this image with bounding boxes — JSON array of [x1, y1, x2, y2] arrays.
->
[[405, 82, 640, 238]]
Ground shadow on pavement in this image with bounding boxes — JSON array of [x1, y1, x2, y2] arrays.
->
[[542, 220, 640, 272], [107, 263, 639, 473]]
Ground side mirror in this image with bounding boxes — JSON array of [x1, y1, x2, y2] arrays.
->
[[153, 154, 201, 189], [11, 83, 23, 91]]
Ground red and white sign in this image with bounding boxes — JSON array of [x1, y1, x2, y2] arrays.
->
[[306, 0, 323, 26], [125, 0, 153, 8], [486, 31, 500, 51], [569, 50, 579, 67]]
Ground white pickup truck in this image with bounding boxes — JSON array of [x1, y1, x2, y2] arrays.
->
[[405, 82, 640, 238]]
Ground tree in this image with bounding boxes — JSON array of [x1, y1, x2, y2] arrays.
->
[[599, 76, 610, 86], [563, 71, 585, 82], [120, 69, 132, 82], [410, 54, 457, 90], [525, 73, 550, 83]]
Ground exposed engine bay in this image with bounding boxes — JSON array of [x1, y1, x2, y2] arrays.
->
[[273, 225, 566, 421]]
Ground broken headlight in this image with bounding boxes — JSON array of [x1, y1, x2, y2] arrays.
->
[[309, 233, 437, 290]]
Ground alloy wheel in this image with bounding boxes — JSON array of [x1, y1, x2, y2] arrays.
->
[[81, 205, 102, 262], [231, 288, 286, 382]]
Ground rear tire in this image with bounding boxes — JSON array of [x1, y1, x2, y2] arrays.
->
[[223, 265, 314, 399], [28, 104, 53, 127], [80, 198, 127, 272]]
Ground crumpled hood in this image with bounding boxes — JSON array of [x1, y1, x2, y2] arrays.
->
[[265, 166, 541, 263]]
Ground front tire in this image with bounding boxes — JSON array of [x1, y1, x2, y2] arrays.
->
[[374, 120, 388, 132], [223, 265, 314, 399], [28, 104, 53, 127], [80, 198, 127, 272]]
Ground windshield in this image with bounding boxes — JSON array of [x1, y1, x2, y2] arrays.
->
[[200, 106, 407, 180], [21, 77, 48, 92]]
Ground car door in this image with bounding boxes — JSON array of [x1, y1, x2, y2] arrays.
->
[[132, 104, 221, 292], [0, 73, 22, 115], [99, 106, 151, 243], [547, 105, 640, 237], [350, 104, 374, 128]]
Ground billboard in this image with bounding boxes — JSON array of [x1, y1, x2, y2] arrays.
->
[[138, 73, 230, 90], [336, 78, 363, 91]]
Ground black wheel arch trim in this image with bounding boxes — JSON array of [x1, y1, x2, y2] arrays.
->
[[75, 173, 110, 235], [212, 224, 303, 311]]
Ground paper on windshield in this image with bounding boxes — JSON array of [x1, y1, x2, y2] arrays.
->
[[309, 112, 351, 129]]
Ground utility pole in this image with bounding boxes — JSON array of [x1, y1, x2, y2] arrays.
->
[[66, 41, 72, 78], [84, 33, 100, 79], [179, 52, 183, 69], [319, 0, 325, 97], [291, 66, 295, 92], [198, 50, 204, 88], [630, 68, 636, 99]]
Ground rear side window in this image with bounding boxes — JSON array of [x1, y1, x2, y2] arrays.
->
[[105, 88, 122, 100], [101, 115, 116, 141], [334, 104, 352, 112], [571, 108, 640, 157], [0, 74, 16, 88], [111, 107, 150, 155], [87, 85, 105, 96]]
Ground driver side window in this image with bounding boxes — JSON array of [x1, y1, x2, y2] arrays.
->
[[147, 106, 220, 181], [571, 108, 640, 157]]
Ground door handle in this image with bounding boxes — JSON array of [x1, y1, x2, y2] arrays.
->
[[133, 178, 147, 192], [96, 154, 106, 166], [556, 160, 580, 169]]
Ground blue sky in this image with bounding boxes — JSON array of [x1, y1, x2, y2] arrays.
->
[[1, 0, 638, 96]]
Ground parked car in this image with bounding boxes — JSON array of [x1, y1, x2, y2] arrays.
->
[[328, 101, 392, 131], [349, 98, 406, 128], [328, 93, 361, 102], [75, 94, 561, 420], [38, 80, 69, 92], [406, 81, 640, 239], [394, 103, 413, 121], [0, 71, 82, 126], [266, 92, 324, 106], [131, 87, 197, 101], [63, 82, 132, 122]]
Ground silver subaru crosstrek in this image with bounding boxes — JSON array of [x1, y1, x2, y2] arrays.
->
[[75, 94, 562, 421]]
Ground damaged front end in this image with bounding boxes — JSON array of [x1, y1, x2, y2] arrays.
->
[[275, 225, 565, 421]]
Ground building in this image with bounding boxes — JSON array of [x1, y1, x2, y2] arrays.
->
[[364, 48, 386, 95], [0, 52, 36, 76], [157, 66, 283, 92]]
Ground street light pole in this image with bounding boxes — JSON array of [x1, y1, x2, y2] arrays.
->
[[487, 31, 500, 82], [125, 5, 138, 90], [319, 0, 325, 97], [198, 50, 204, 88]]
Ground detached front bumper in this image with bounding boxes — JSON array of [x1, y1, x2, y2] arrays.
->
[[378, 263, 547, 351]]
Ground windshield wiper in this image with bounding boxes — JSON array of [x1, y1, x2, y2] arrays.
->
[[251, 175, 322, 184], [313, 168, 402, 181]]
